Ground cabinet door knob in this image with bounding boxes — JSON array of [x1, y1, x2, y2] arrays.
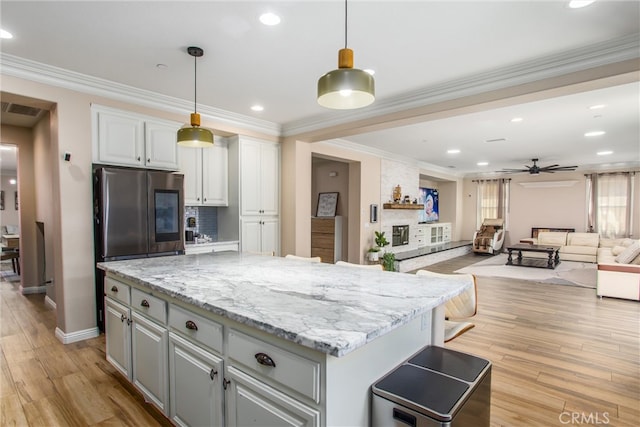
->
[[204, 198, 207, 202], [223, 378, 231, 390], [120, 314, 126, 323], [209, 369, 217, 380], [185, 320, 198, 331], [137, 156, 141, 161], [111, 285, 118, 293], [140, 299, 150, 308], [255, 352, 276, 368], [147, 158, 151, 163]]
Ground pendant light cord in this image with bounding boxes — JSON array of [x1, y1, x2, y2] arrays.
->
[[344, 0, 348, 49], [193, 54, 197, 113]]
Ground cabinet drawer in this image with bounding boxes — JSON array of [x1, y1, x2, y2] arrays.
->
[[311, 233, 335, 249], [311, 247, 334, 263], [228, 330, 320, 403], [131, 288, 167, 324], [105, 277, 130, 305], [311, 218, 335, 234], [169, 304, 223, 353]]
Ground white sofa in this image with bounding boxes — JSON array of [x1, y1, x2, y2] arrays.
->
[[524, 231, 599, 263], [525, 232, 640, 301], [596, 238, 640, 301]]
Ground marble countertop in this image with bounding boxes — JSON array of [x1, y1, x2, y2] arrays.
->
[[98, 252, 470, 357]]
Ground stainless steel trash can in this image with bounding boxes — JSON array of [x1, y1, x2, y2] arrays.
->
[[372, 346, 491, 426]]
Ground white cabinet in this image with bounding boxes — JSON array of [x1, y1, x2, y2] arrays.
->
[[414, 225, 427, 247], [130, 288, 169, 413], [92, 105, 180, 171], [169, 332, 224, 427], [241, 217, 279, 255], [105, 298, 132, 380], [240, 139, 279, 216], [179, 138, 228, 206], [424, 222, 452, 246], [226, 366, 320, 427]]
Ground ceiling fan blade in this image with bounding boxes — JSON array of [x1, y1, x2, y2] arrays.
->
[[541, 164, 560, 169], [546, 166, 577, 170]]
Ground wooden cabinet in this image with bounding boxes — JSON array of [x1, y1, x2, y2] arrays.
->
[[311, 217, 342, 263], [92, 105, 180, 171], [179, 138, 228, 206]]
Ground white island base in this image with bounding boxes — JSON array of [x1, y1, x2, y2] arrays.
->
[[99, 252, 460, 427]]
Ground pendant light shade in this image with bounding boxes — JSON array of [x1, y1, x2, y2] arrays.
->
[[317, 0, 374, 109], [177, 46, 214, 147]]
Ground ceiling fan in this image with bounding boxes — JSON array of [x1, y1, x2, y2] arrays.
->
[[500, 158, 578, 174]]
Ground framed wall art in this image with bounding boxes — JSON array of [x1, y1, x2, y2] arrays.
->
[[316, 192, 339, 217], [0, 190, 4, 210]]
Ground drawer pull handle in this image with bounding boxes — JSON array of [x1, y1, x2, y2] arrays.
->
[[210, 369, 217, 380], [111, 286, 118, 293], [255, 352, 276, 368], [140, 299, 150, 308], [185, 320, 198, 331]]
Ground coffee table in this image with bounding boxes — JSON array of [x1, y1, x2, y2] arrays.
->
[[506, 244, 561, 269]]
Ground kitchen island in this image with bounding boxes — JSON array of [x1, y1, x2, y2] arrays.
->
[[98, 252, 471, 427]]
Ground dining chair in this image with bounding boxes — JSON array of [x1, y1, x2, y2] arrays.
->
[[285, 254, 322, 262], [415, 269, 478, 342]]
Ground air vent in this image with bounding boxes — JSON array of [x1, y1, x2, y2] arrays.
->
[[4, 103, 43, 117]]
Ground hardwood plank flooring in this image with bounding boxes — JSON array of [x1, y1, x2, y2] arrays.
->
[[1, 255, 639, 427]]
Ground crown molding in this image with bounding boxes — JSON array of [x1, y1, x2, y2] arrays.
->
[[0, 53, 281, 137], [519, 180, 579, 188], [282, 33, 640, 137]]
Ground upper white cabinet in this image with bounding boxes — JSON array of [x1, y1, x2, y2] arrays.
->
[[92, 104, 180, 171], [240, 138, 279, 216], [179, 137, 228, 206]]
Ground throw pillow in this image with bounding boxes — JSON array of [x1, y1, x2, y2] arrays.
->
[[611, 246, 626, 256], [615, 241, 640, 264], [621, 238, 636, 247]]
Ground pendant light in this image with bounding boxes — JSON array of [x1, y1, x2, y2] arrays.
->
[[317, 0, 375, 109], [177, 46, 214, 147]]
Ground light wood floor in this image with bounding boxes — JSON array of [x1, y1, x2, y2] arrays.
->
[[1, 255, 639, 426]]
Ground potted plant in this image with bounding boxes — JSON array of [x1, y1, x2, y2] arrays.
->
[[382, 252, 396, 272], [374, 231, 390, 252], [367, 246, 381, 262]]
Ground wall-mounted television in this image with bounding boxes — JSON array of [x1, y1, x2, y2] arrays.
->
[[418, 187, 439, 223]]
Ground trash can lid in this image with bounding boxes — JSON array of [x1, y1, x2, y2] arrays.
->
[[408, 346, 490, 383], [372, 364, 469, 421]]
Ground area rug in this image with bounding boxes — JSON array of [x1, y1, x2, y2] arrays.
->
[[454, 254, 596, 288]]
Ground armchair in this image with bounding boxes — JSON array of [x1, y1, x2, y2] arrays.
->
[[473, 218, 505, 255]]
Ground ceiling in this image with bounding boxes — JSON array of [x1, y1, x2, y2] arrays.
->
[[1, 1, 638, 177]]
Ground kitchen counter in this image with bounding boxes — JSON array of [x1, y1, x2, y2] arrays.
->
[[183, 240, 239, 254], [98, 251, 469, 357]]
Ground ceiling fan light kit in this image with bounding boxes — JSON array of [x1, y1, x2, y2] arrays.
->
[[177, 46, 214, 148], [500, 158, 578, 175], [317, 0, 375, 109]]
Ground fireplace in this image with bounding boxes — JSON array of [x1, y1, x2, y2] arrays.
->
[[392, 225, 410, 247]]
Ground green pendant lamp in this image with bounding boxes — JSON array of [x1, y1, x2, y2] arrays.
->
[[317, 0, 375, 109], [177, 46, 214, 147]]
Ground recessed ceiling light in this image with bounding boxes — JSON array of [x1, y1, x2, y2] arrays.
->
[[568, 0, 596, 9], [477, 161, 489, 166], [447, 149, 460, 154], [9, 179, 16, 185], [363, 69, 375, 76], [0, 29, 13, 39], [589, 104, 606, 110], [597, 150, 613, 156], [259, 12, 281, 26], [510, 117, 523, 123], [251, 105, 264, 112], [585, 131, 605, 137]]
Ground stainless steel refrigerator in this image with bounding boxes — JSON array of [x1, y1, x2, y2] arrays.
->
[[93, 166, 185, 329]]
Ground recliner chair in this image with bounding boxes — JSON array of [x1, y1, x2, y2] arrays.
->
[[473, 218, 505, 255]]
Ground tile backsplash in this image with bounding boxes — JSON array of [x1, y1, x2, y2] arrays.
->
[[185, 206, 218, 239]]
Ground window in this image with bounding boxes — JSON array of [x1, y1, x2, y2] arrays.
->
[[586, 173, 635, 238], [475, 179, 510, 229]]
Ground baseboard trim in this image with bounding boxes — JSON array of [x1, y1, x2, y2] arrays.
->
[[20, 284, 47, 294], [55, 326, 100, 344], [45, 295, 57, 310]]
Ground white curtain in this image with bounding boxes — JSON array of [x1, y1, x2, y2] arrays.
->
[[475, 179, 510, 229], [586, 173, 635, 238]]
